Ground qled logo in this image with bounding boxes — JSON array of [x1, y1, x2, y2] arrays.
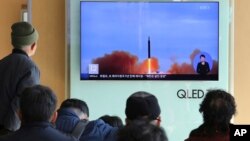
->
[[177, 89, 205, 99]]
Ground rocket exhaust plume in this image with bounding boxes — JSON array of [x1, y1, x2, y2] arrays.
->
[[148, 36, 151, 74]]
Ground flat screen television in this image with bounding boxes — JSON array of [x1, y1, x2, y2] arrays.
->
[[80, 1, 219, 80]]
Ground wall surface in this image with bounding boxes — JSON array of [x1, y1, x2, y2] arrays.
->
[[0, 0, 27, 58], [234, 0, 250, 124], [32, 0, 66, 105]]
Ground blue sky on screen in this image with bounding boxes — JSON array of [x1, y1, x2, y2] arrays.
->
[[80, 2, 219, 73]]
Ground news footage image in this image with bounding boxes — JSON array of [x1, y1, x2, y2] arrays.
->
[[80, 2, 219, 80]]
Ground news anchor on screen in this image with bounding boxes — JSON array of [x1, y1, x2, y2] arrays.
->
[[196, 54, 210, 75]]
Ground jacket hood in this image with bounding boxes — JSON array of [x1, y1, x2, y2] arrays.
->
[[56, 108, 80, 133]]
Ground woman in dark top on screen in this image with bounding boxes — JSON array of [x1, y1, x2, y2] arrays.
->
[[196, 54, 210, 75]]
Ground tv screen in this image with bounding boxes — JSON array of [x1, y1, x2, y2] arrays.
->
[[80, 1, 219, 80]]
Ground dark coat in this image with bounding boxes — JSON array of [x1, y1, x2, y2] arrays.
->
[[185, 124, 230, 141], [56, 108, 118, 141], [0, 122, 78, 141], [196, 62, 210, 75], [0, 49, 40, 131]]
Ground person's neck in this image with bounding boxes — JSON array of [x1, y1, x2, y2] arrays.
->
[[21, 48, 32, 57]]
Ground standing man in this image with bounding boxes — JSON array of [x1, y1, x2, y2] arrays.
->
[[0, 22, 40, 135]]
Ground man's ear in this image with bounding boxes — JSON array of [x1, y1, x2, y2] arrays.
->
[[80, 113, 89, 121], [31, 42, 36, 50], [156, 116, 161, 127], [51, 111, 58, 124]]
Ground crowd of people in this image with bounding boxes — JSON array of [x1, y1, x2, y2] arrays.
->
[[0, 22, 237, 141]]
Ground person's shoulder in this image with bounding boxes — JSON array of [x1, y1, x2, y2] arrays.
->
[[16, 54, 40, 73], [189, 128, 202, 137], [85, 119, 117, 132], [0, 125, 77, 141], [0, 135, 15, 141], [186, 124, 230, 141], [0, 130, 23, 141], [44, 125, 78, 141], [16, 54, 36, 67], [185, 127, 208, 141], [5, 53, 36, 68], [81, 119, 118, 141], [0, 53, 12, 65], [0, 53, 38, 74], [188, 124, 206, 137]]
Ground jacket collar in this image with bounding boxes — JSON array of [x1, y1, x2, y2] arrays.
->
[[12, 48, 29, 57], [22, 121, 53, 128]]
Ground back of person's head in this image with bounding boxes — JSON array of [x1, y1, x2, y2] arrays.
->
[[117, 121, 168, 141], [99, 115, 123, 128], [20, 85, 57, 123], [11, 21, 39, 49], [60, 98, 89, 119], [125, 91, 161, 125], [199, 89, 236, 134]]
